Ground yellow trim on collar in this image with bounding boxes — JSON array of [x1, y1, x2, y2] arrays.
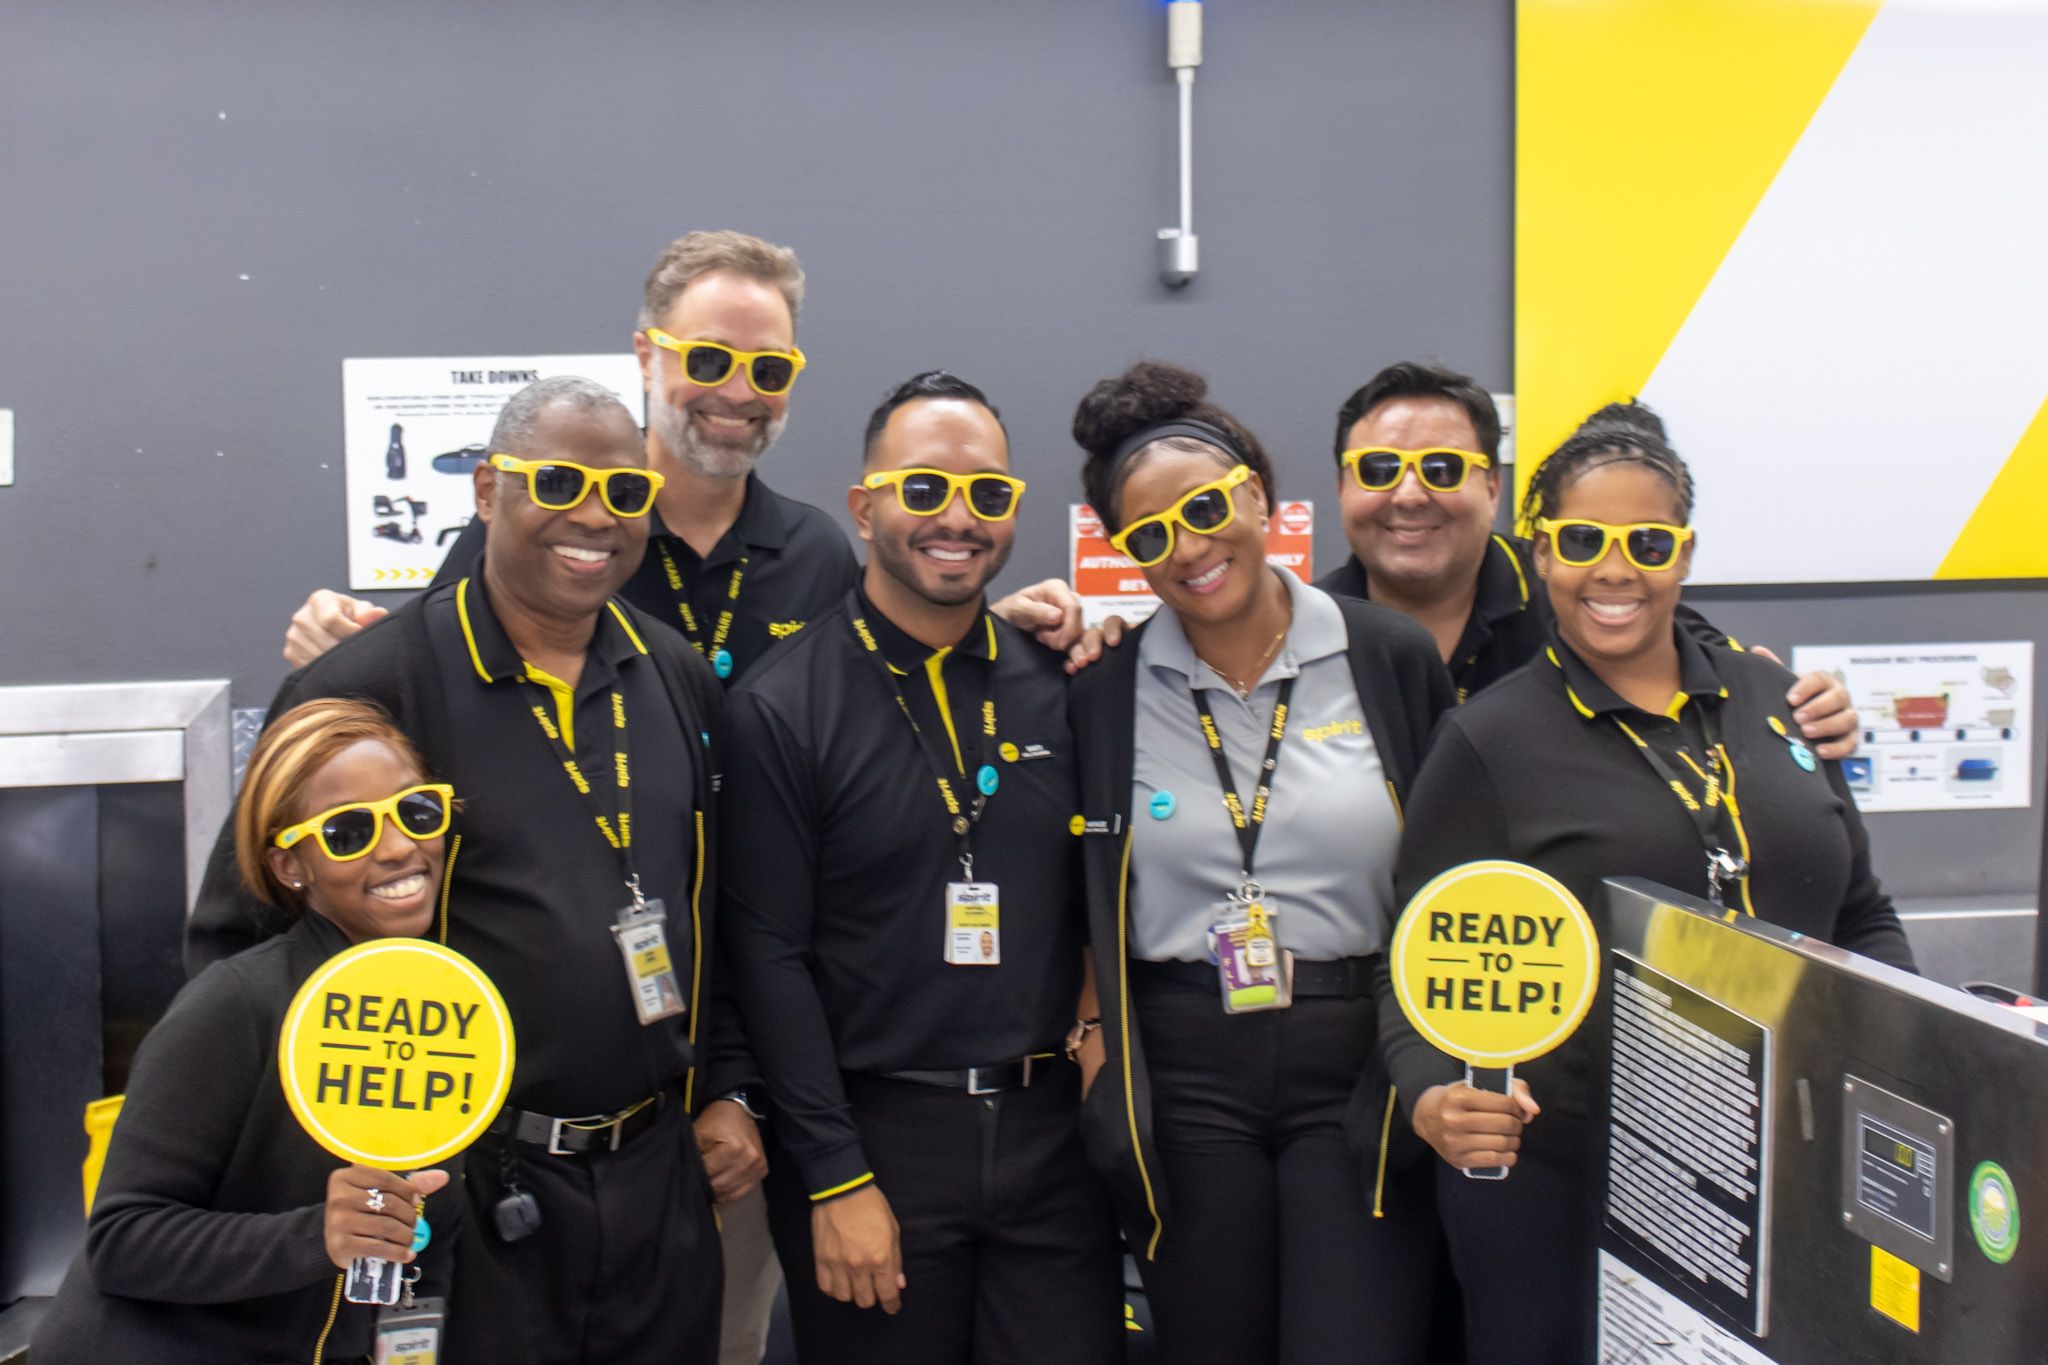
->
[[455, 577, 494, 683], [606, 600, 650, 655], [1492, 533, 1530, 606]]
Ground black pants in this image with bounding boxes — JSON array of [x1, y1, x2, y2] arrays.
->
[[764, 1064, 1124, 1365], [446, 1088, 723, 1364], [1435, 1106, 1595, 1365], [1132, 969, 1442, 1365]]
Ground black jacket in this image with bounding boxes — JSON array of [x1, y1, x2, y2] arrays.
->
[[33, 914, 462, 1364], [1067, 594, 1455, 1261]]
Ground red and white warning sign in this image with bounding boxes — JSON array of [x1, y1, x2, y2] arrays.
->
[[1069, 501, 1314, 627]]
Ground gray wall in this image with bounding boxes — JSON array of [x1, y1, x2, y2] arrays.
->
[[1, 1, 2039, 921]]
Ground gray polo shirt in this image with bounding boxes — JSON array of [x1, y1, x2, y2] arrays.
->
[[1129, 567, 1402, 963]]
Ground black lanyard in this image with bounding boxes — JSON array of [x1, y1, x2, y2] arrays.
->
[[656, 541, 745, 673], [522, 680, 642, 903], [1611, 706, 1748, 907], [848, 602, 998, 879], [1189, 677, 1297, 897]]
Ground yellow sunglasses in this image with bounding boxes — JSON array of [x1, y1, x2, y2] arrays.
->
[[490, 454, 665, 518], [1536, 518, 1693, 572], [1109, 464, 1253, 567], [1340, 446, 1492, 493], [862, 467, 1027, 521], [274, 784, 455, 862], [645, 328, 808, 396]]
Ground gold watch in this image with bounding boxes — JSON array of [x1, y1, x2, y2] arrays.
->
[[1064, 1016, 1103, 1063]]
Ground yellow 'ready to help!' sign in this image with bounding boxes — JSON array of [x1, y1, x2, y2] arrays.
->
[[1390, 860, 1599, 1068], [279, 938, 515, 1170]]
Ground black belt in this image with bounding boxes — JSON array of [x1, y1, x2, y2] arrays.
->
[[488, 1091, 665, 1156], [1131, 954, 1379, 998], [877, 1054, 1057, 1095]]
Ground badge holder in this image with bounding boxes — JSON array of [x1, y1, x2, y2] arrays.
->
[[1209, 889, 1292, 1014], [944, 863, 1001, 966], [348, 1190, 433, 1306], [375, 1294, 446, 1363], [1462, 1063, 1514, 1181], [611, 882, 686, 1026]]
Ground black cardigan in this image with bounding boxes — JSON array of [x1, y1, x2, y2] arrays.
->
[[1067, 593, 1455, 1261], [33, 914, 462, 1364]]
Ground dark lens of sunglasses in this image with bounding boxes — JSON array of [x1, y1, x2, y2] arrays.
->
[[898, 474, 951, 513], [683, 346, 736, 385], [320, 809, 378, 858], [1627, 527, 1678, 566], [1124, 523, 1171, 565], [967, 478, 1016, 518], [1418, 453, 1467, 489], [395, 791, 446, 836], [530, 465, 590, 508], [606, 473, 655, 515], [1181, 489, 1231, 532], [748, 355, 795, 392], [1356, 454, 1404, 488], [1556, 524, 1608, 564]]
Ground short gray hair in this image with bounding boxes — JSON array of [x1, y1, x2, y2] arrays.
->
[[637, 230, 805, 331], [488, 375, 635, 455]]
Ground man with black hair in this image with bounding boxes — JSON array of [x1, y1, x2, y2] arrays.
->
[[1319, 362, 1858, 748], [719, 373, 1122, 1364]]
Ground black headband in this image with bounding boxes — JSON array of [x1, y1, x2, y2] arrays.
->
[[1106, 418, 1247, 492]]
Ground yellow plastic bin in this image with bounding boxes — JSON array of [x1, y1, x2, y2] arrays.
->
[[81, 1095, 125, 1215]]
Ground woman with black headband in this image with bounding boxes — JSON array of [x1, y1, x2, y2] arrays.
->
[[1063, 362, 1455, 1364], [1385, 401, 1915, 1362]]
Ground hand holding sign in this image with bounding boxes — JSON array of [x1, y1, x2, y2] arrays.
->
[[1389, 861, 1598, 1181], [280, 939, 514, 1303]]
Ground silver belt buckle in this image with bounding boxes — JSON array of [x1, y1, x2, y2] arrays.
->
[[967, 1066, 998, 1095], [544, 1113, 625, 1156]]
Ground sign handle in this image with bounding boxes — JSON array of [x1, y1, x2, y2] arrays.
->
[[1462, 1062, 1513, 1182]]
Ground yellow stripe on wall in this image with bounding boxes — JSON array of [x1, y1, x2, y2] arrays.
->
[[1515, 0, 1882, 506], [1937, 393, 2048, 579]]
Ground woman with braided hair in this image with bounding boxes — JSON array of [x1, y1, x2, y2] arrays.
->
[[1383, 400, 1915, 1362]]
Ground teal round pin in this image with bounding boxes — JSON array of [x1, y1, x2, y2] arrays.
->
[[1149, 790, 1176, 820], [411, 1213, 432, 1255], [977, 764, 1000, 797], [1789, 741, 1817, 772], [712, 649, 735, 679]]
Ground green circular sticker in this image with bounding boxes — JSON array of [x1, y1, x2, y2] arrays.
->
[[1969, 1161, 2019, 1264]]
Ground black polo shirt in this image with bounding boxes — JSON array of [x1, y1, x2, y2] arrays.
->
[[432, 472, 859, 686], [719, 588, 1086, 1198], [424, 575, 701, 1115], [1384, 624, 1914, 1111]]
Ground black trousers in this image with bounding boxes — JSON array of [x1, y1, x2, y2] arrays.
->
[[1434, 1106, 1596, 1365], [446, 1088, 723, 1364], [765, 1064, 1125, 1365], [1132, 970, 1442, 1365]]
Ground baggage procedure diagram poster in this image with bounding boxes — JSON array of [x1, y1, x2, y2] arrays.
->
[[342, 356, 644, 591]]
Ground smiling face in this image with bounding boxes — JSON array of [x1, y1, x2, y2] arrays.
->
[[264, 739, 444, 943], [635, 269, 794, 478], [1338, 395, 1498, 602], [1115, 442, 1268, 630], [852, 397, 1016, 608], [474, 398, 650, 622], [1533, 459, 1694, 669]]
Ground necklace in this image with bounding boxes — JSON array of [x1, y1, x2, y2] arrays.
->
[[1203, 620, 1290, 699]]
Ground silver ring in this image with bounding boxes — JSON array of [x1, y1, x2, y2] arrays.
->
[[366, 1188, 386, 1213]]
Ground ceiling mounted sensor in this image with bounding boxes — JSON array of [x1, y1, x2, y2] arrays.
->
[[1157, 0, 1203, 288]]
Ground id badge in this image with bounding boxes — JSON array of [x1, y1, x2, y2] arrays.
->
[[1207, 898, 1292, 1014], [944, 882, 1000, 966], [611, 897, 686, 1025], [345, 1254, 404, 1306], [376, 1296, 446, 1364]]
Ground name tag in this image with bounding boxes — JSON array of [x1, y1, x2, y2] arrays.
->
[[376, 1297, 446, 1364], [1208, 899, 1293, 1014], [945, 882, 1001, 966], [611, 898, 687, 1025]]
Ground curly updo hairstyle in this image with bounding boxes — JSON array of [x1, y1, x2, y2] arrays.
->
[[1072, 361, 1276, 533], [1519, 399, 1695, 533]]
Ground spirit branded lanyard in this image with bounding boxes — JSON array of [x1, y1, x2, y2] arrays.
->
[[1189, 677, 1297, 900], [656, 541, 745, 679], [523, 681, 644, 904], [848, 606, 1000, 880], [1610, 705, 1749, 908]]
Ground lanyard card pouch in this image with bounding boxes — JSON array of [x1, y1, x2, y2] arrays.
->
[[611, 897, 687, 1024], [944, 881, 1001, 965], [376, 1296, 446, 1364], [1208, 895, 1292, 1013]]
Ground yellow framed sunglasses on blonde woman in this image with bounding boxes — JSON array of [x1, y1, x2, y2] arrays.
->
[[1108, 463, 1252, 567], [1340, 446, 1492, 493], [274, 784, 455, 862], [489, 455, 666, 518], [1535, 518, 1693, 572], [644, 328, 808, 396], [862, 467, 1027, 521]]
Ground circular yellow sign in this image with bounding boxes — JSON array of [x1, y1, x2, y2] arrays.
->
[[1389, 860, 1600, 1067], [279, 938, 515, 1170]]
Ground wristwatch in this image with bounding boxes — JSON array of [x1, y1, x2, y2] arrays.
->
[[718, 1089, 767, 1121], [1064, 1017, 1103, 1063]]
